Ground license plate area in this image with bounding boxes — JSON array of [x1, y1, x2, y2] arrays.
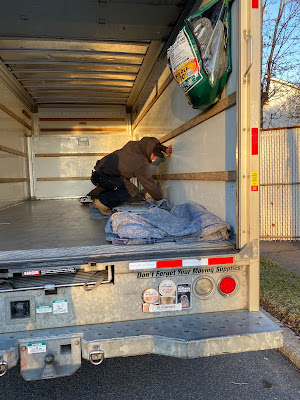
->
[[19, 335, 81, 381]]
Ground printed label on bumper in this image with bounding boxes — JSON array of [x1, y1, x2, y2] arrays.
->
[[159, 280, 176, 296], [36, 305, 52, 314], [177, 284, 191, 308], [27, 342, 46, 354], [142, 276, 188, 312], [143, 288, 159, 304], [53, 300, 68, 314], [149, 304, 182, 313]]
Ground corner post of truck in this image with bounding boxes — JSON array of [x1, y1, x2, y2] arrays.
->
[[237, 0, 261, 311]]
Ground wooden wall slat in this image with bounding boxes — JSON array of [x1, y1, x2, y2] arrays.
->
[[40, 128, 126, 132], [37, 171, 236, 182], [35, 152, 109, 157], [154, 171, 236, 182], [0, 178, 28, 183], [159, 92, 236, 144], [0, 145, 27, 157], [37, 177, 90, 181], [22, 109, 32, 120], [0, 103, 32, 130], [40, 118, 125, 122]]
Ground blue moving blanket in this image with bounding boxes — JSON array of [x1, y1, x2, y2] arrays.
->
[[105, 202, 230, 245]]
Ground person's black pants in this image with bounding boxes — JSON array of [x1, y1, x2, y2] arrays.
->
[[94, 174, 138, 208]]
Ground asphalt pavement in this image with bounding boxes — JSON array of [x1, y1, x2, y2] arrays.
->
[[260, 240, 300, 276], [0, 350, 299, 399]]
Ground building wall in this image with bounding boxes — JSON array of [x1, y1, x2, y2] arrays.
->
[[263, 78, 300, 128]]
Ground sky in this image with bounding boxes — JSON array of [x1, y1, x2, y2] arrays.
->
[[262, 0, 300, 84]]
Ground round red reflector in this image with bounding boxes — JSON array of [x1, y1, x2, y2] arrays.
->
[[219, 276, 236, 295]]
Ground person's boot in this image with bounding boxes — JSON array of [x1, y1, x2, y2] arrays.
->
[[79, 195, 93, 203], [93, 199, 113, 216], [88, 186, 105, 199]]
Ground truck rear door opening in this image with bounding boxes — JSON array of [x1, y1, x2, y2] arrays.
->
[[0, 0, 282, 381]]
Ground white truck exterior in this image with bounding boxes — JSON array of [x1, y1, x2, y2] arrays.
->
[[0, 0, 282, 380]]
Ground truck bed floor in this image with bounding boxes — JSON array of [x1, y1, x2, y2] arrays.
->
[[0, 199, 236, 264], [0, 199, 109, 252]]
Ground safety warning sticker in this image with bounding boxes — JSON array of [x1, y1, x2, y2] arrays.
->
[[53, 300, 68, 314], [177, 284, 191, 308], [251, 172, 259, 191], [27, 342, 46, 354], [36, 305, 52, 314]]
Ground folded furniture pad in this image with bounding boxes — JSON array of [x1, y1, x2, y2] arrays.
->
[[105, 202, 230, 245]]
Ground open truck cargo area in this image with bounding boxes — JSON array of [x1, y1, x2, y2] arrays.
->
[[0, 0, 282, 380]]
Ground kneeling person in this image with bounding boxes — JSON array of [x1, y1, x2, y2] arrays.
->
[[91, 136, 172, 216]]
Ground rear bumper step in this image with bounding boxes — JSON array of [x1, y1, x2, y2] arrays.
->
[[0, 310, 283, 380]]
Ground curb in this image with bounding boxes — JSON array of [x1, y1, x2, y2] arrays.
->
[[261, 308, 300, 370]]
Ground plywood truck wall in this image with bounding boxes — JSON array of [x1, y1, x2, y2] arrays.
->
[[0, 80, 32, 209], [133, 1, 237, 232], [32, 108, 131, 199]]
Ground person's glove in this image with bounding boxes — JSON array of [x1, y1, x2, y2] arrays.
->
[[165, 145, 173, 156]]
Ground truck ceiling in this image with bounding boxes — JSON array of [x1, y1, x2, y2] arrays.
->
[[0, 0, 200, 112]]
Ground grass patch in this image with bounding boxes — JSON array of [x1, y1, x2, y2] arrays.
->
[[260, 256, 300, 336]]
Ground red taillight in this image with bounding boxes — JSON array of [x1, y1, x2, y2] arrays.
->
[[219, 276, 237, 295]]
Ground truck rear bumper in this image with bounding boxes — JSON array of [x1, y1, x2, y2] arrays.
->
[[0, 310, 283, 380]]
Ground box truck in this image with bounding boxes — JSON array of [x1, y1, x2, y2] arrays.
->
[[0, 0, 282, 381]]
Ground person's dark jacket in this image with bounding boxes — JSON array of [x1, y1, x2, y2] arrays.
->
[[94, 137, 166, 201]]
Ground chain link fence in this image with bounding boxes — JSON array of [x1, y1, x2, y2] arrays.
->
[[260, 126, 300, 240]]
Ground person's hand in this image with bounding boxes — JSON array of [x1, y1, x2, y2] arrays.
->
[[165, 145, 173, 156]]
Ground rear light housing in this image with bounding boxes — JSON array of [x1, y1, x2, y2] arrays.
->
[[193, 276, 215, 299], [218, 275, 238, 296]]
